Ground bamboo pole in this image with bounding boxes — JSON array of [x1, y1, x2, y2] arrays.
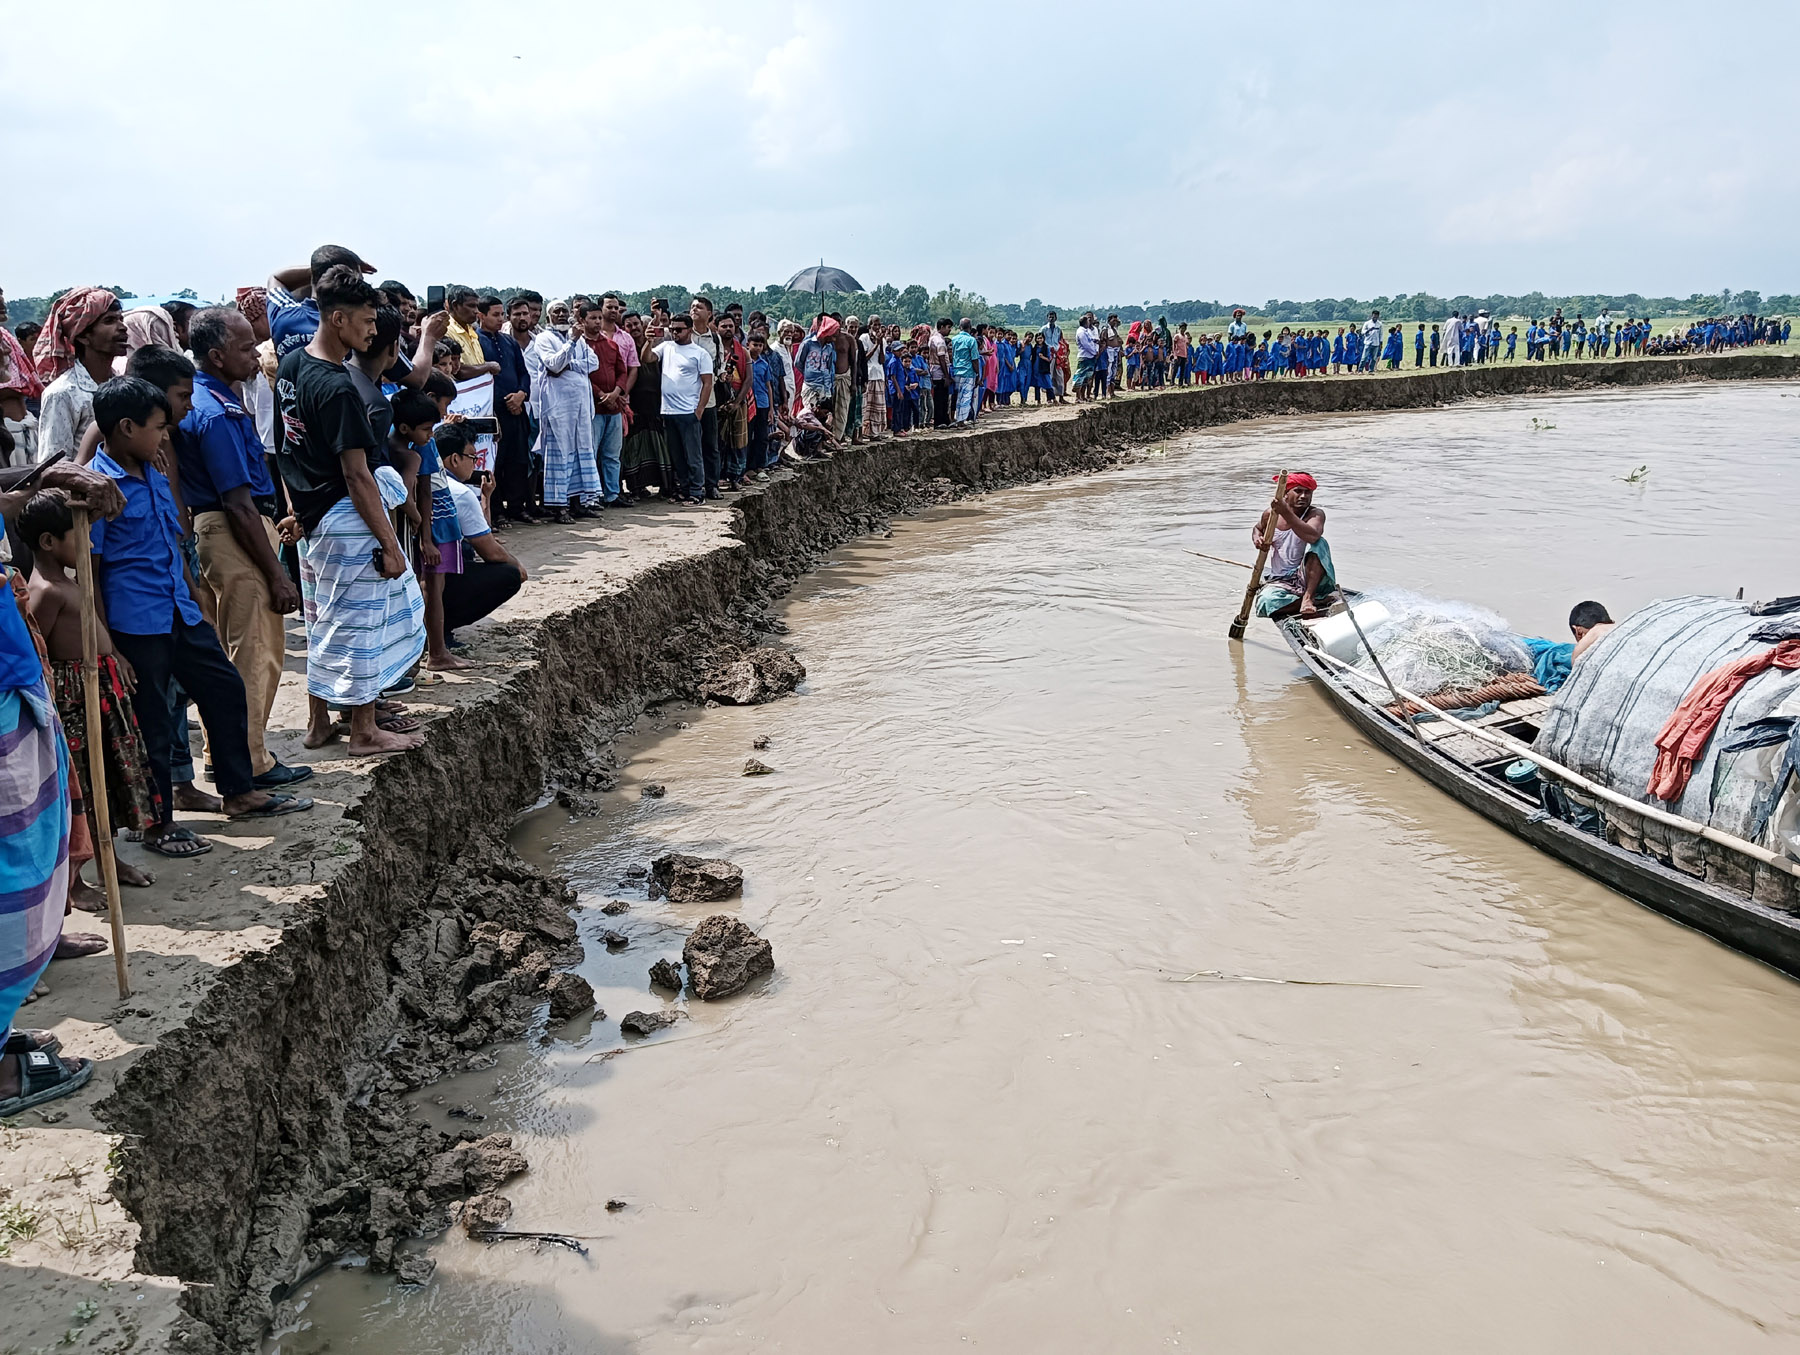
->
[[71, 508, 131, 997], [1184, 548, 1256, 571], [1306, 641, 1800, 881], [1228, 471, 1286, 641]]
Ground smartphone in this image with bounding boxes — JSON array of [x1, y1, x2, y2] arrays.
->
[[463, 417, 499, 436], [426, 285, 447, 313]]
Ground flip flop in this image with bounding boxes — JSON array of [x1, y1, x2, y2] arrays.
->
[[228, 794, 314, 820], [376, 714, 420, 734], [0, 1048, 94, 1117], [144, 825, 213, 859]]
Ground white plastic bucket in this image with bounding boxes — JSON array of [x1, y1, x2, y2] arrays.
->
[[1303, 600, 1393, 663]]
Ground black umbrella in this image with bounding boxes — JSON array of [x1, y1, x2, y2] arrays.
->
[[784, 263, 864, 295]]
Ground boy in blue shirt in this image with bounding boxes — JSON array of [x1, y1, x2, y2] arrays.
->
[[89, 377, 312, 857], [1506, 326, 1518, 360], [1414, 324, 1426, 367]]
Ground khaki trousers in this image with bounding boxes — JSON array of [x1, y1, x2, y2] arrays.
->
[[193, 511, 285, 776]]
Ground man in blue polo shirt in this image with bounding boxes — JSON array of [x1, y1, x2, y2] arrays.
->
[[182, 308, 311, 789], [90, 377, 311, 859]]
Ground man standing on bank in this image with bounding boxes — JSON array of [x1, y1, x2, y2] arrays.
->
[[182, 307, 312, 788]]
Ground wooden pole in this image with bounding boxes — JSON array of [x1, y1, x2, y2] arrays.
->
[[1228, 471, 1287, 641], [1183, 548, 1256, 571], [71, 508, 131, 998]]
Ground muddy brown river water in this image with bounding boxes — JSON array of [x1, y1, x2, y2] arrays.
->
[[273, 385, 1800, 1352]]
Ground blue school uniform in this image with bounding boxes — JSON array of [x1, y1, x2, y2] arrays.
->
[[1506, 331, 1517, 357]]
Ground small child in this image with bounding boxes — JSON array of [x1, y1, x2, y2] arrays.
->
[[1414, 323, 1426, 367], [20, 488, 163, 899]]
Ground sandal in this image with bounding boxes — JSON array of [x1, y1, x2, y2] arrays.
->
[[228, 794, 314, 820], [376, 714, 421, 734], [144, 825, 213, 859], [0, 1048, 94, 1117], [3, 1029, 61, 1057]]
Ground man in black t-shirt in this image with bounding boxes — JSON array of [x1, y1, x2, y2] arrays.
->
[[275, 265, 423, 758]]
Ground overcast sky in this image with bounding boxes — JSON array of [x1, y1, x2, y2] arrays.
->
[[3, 2, 1793, 306]]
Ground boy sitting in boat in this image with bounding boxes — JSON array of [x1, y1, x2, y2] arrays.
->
[[1569, 600, 1615, 660], [1251, 472, 1338, 619]]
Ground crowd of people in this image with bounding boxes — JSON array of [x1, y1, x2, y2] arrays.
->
[[0, 246, 1794, 1111]]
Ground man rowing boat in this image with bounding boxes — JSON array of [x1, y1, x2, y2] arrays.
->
[[1251, 471, 1337, 619]]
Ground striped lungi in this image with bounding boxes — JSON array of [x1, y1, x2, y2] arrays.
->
[[299, 469, 426, 707], [0, 682, 71, 1038]]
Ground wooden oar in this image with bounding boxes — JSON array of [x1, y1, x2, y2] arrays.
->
[[72, 507, 131, 998], [1228, 470, 1287, 641]]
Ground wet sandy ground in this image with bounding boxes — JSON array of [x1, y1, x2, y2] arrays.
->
[[276, 382, 1800, 1352]]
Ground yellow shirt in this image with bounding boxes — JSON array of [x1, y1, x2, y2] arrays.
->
[[445, 316, 486, 369]]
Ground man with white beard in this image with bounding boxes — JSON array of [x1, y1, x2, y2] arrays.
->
[[1441, 312, 1463, 367]]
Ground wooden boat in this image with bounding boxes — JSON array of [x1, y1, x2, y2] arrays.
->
[[1277, 609, 1800, 979]]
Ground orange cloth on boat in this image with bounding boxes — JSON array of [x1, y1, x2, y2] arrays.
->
[[1648, 637, 1800, 802]]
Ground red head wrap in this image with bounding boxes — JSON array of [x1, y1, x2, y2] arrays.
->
[[1277, 471, 1318, 492], [32, 285, 120, 380], [236, 286, 268, 325]]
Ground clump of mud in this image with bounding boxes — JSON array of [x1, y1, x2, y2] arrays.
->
[[684, 916, 774, 1000], [649, 853, 744, 903]]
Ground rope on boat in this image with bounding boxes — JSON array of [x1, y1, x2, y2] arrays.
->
[[1304, 642, 1800, 881], [1383, 671, 1548, 717]]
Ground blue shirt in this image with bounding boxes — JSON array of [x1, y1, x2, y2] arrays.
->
[[950, 331, 979, 379], [88, 449, 202, 635], [179, 371, 276, 514], [271, 298, 320, 360], [750, 353, 779, 410], [0, 564, 45, 693]]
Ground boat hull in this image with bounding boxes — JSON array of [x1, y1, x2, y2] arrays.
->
[[1279, 621, 1800, 979]]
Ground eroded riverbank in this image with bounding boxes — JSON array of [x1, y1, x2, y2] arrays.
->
[[5, 353, 1795, 1352]]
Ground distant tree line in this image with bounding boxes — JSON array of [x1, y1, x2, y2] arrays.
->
[[6, 281, 1788, 334]]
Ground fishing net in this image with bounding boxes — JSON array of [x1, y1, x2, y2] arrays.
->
[[1350, 589, 1534, 698]]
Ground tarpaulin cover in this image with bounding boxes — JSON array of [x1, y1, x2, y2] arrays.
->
[[1533, 595, 1800, 856]]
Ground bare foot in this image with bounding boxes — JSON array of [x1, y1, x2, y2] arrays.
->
[[70, 876, 108, 913], [425, 652, 477, 672], [304, 719, 344, 750], [347, 726, 425, 757], [116, 859, 154, 888], [173, 784, 223, 813], [54, 933, 109, 959]]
